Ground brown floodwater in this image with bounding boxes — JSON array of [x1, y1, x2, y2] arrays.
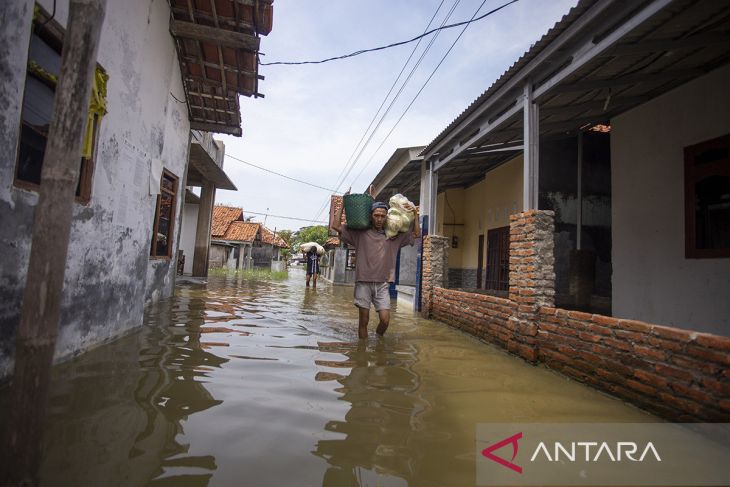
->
[[1, 269, 658, 486]]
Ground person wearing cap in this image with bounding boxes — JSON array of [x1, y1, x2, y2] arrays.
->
[[331, 186, 419, 339]]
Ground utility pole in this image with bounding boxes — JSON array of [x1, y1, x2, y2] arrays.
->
[[4, 1, 107, 485]]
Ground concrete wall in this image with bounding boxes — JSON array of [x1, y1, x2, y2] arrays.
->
[[0, 0, 190, 377], [436, 155, 523, 285], [611, 64, 730, 335], [180, 202, 199, 275]]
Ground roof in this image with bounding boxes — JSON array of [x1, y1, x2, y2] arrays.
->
[[369, 146, 425, 203], [260, 226, 288, 248], [421, 0, 730, 189], [325, 236, 340, 248], [169, 0, 274, 136], [211, 205, 243, 237], [223, 221, 260, 242]]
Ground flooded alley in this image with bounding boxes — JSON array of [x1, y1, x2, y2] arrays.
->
[[1, 270, 657, 487]]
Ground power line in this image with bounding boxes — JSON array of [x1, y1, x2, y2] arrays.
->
[[260, 0, 520, 66], [311, 0, 454, 222], [349, 0, 495, 189], [225, 153, 342, 194], [242, 210, 328, 224]]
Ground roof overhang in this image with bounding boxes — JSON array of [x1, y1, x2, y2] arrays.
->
[[169, 0, 273, 136], [424, 0, 730, 187], [187, 142, 237, 190], [369, 146, 425, 204]]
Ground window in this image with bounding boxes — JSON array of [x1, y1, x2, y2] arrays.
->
[[15, 8, 106, 204], [485, 226, 510, 292], [346, 249, 357, 270], [150, 170, 179, 259], [684, 134, 730, 258]]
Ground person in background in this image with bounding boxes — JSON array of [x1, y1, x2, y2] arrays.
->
[[331, 186, 419, 339], [306, 246, 320, 288]]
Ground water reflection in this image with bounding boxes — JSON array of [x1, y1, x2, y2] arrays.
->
[[314, 340, 427, 486], [37, 287, 227, 487]]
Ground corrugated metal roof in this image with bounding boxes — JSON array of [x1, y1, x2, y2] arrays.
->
[[423, 0, 598, 156]]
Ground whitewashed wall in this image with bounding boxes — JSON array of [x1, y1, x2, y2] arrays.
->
[[0, 0, 191, 376], [611, 64, 730, 334]]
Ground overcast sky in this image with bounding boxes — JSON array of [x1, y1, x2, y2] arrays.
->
[[214, 0, 578, 232]]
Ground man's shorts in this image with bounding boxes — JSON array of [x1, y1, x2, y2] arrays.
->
[[353, 282, 391, 311]]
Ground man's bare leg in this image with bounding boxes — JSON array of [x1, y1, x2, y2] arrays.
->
[[358, 307, 369, 339], [306, 273, 311, 287], [312, 273, 318, 288], [376, 309, 390, 336]]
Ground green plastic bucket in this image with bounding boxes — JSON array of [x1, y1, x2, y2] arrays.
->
[[343, 193, 373, 229]]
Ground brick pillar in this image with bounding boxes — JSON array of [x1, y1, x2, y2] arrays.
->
[[421, 235, 448, 317], [508, 210, 555, 362]]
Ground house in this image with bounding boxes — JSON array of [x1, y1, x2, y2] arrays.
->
[[0, 0, 273, 378], [323, 195, 356, 286], [209, 205, 287, 270], [178, 131, 236, 277], [380, 0, 730, 420]]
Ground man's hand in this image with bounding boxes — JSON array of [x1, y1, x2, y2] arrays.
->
[[404, 202, 418, 215], [367, 185, 374, 197]]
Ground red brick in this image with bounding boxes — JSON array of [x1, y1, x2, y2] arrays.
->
[[669, 355, 719, 375], [614, 329, 644, 342], [618, 319, 653, 334], [578, 332, 602, 343], [701, 377, 730, 396], [655, 364, 694, 382], [568, 310, 593, 321], [592, 314, 620, 327], [669, 382, 713, 404], [694, 334, 730, 351], [626, 379, 657, 396], [585, 323, 613, 336], [601, 337, 633, 352], [633, 345, 667, 361], [653, 325, 694, 343], [658, 392, 703, 416], [686, 345, 730, 366], [720, 400, 730, 412], [595, 368, 625, 385], [634, 369, 669, 389], [645, 336, 684, 352]]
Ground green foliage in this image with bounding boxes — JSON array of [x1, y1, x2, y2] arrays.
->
[[277, 229, 294, 247], [292, 225, 329, 252]]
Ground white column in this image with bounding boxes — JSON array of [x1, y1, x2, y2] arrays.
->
[[523, 82, 540, 210], [429, 166, 439, 235]]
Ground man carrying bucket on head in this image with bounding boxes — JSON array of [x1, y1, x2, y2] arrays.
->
[[331, 186, 419, 339]]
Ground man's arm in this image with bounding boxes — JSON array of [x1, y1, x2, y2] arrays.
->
[[411, 207, 421, 239]]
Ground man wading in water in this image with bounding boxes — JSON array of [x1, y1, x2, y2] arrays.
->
[[331, 187, 419, 339]]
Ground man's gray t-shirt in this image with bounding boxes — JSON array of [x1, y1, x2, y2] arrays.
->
[[340, 227, 415, 283]]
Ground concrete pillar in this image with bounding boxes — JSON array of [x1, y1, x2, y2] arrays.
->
[[192, 181, 215, 277], [523, 82, 540, 210], [508, 210, 555, 362]]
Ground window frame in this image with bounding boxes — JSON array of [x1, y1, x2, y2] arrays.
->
[[14, 7, 102, 205], [150, 169, 179, 260], [485, 225, 510, 292], [684, 133, 730, 259]]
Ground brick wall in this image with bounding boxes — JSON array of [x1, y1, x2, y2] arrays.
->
[[538, 308, 730, 420], [432, 288, 514, 348], [423, 210, 729, 420], [421, 235, 448, 315]]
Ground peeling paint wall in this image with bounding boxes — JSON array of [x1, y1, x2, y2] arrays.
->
[[0, 0, 190, 377]]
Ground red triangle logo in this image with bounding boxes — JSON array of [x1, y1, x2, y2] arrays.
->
[[481, 432, 523, 474]]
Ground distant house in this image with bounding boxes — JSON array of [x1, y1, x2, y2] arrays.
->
[[0, 0, 273, 378], [209, 205, 287, 270]]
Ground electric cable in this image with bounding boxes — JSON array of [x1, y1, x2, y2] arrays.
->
[[349, 0, 495, 189], [310, 0, 457, 222], [237, 210, 329, 224], [259, 0, 519, 66], [225, 153, 342, 193]]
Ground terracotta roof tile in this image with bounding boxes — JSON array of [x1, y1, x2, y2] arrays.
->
[[325, 236, 340, 247], [260, 226, 288, 248], [223, 222, 260, 242], [212, 205, 243, 237]]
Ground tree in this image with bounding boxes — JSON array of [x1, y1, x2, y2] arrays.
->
[[293, 225, 328, 253], [277, 229, 293, 247]]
